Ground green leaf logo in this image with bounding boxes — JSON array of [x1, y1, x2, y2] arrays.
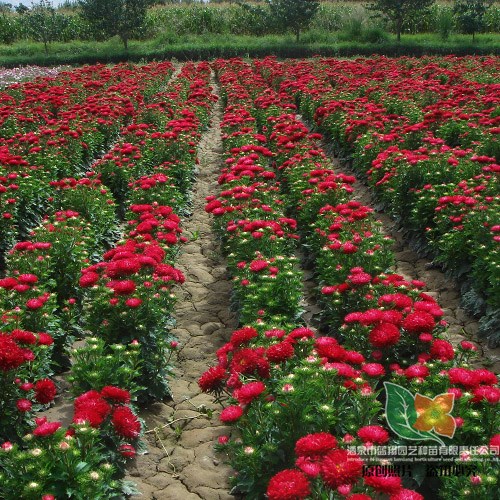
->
[[384, 382, 445, 446]]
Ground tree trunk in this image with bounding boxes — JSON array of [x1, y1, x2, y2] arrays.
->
[[397, 17, 402, 42], [122, 35, 128, 51], [296, 29, 300, 43]]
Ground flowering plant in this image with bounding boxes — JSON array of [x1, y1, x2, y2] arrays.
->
[[0, 421, 136, 499]]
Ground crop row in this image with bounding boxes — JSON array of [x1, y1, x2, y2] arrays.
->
[[255, 55, 500, 347], [0, 61, 216, 498], [200, 58, 499, 500]]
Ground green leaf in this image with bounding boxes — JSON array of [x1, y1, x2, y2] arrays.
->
[[383, 382, 444, 445], [75, 461, 90, 473]]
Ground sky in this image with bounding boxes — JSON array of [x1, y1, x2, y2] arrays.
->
[[6, 1, 68, 6]]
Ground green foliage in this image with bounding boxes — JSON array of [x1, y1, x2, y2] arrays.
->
[[267, 0, 319, 41], [367, 0, 435, 41], [78, 0, 152, 49], [24, 0, 58, 54], [453, 0, 494, 40], [0, 11, 18, 44], [437, 6, 454, 40], [69, 338, 143, 398]]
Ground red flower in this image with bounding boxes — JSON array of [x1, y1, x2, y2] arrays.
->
[[119, 444, 136, 458], [295, 432, 337, 458], [448, 367, 480, 388], [390, 489, 424, 500], [107, 258, 141, 277], [368, 323, 400, 348], [73, 408, 107, 427], [125, 297, 142, 308], [471, 386, 500, 404], [489, 434, 500, 448], [348, 272, 372, 285], [74, 390, 111, 427], [233, 381, 266, 405], [101, 386, 131, 404], [198, 365, 228, 393], [267, 341, 295, 363], [362, 363, 385, 377], [110, 280, 136, 295], [357, 425, 389, 445], [320, 449, 363, 489], [10, 329, 37, 345], [287, 327, 315, 341], [79, 271, 100, 287], [315, 337, 345, 361], [249, 259, 269, 272], [112, 406, 141, 438], [16, 399, 32, 412], [295, 456, 321, 477], [26, 298, 44, 310], [37, 332, 54, 345], [364, 470, 402, 493], [402, 311, 435, 333], [230, 327, 258, 346], [430, 340, 455, 361], [33, 421, 61, 437], [404, 364, 430, 380], [230, 347, 270, 378], [0, 334, 27, 371], [34, 378, 57, 404], [18, 274, 38, 284], [219, 405, 244, 423], [266, 469, 311, 500]]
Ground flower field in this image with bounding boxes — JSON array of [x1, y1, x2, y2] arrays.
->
[[0, 56, 499, 499]]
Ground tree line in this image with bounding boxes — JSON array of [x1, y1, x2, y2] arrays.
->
[[0, 0, 496, 51]]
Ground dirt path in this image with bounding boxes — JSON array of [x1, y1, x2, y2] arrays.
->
[[125, 79, 236, 500]]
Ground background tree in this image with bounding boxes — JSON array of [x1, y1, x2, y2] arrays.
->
[[367, 0, 435, 42], [25, 0, 58, 54], [453, 0, 494, 40], [78, 0, 152, 50], [267, 0, 319, 42]]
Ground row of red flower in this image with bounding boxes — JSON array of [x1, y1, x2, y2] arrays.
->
[[199, 58, 499, 500], [256, 55, 500, 346], [0, 61, 216, 498], [0, 63, 179, 262]]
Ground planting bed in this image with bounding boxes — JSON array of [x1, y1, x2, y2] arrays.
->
[[0, 57, 498, 500]]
